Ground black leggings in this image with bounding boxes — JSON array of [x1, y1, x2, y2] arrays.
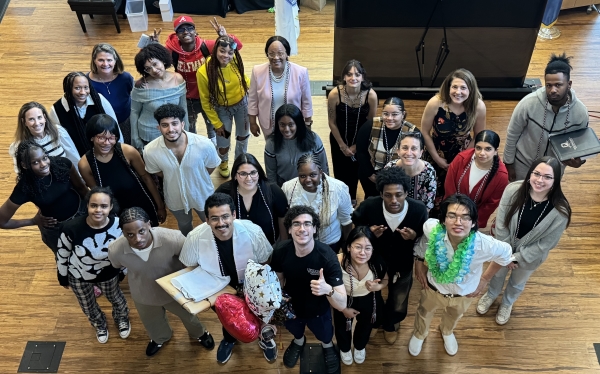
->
[[333, 292, 382, 352]]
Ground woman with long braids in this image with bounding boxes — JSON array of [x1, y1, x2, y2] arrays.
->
[[10, 101, 80, 173], [78, 114, 166, 226], [56, 186, 130, 344], [0, 140, 88, 254], [356, 97, 417, 198], [281, 153, 353, 253], [333, 226, 387, 366], [476, 156, 571, 325], [265, 103, 329, 186], [421, 68, 486, 217], [385, 132, 437, 211], [444, 130, 508, 229], [197, 35, 250, 178], [49, 72, 122, 156], [131, 43, 188, 151], [328, 60, 378, 207], [215, 153, 288, 244]]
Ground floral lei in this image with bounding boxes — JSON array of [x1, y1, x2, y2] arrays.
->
[[425, 223, 476, 284]]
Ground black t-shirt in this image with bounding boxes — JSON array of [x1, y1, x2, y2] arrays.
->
[[216, 181, 288, 244], [516, 196, 554, 239], [270, 239, 343, 318], [9, 158, 80, 222], [215, 236, 238, 287]]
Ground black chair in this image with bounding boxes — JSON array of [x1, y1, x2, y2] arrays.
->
[[67, 0, 124, 33]]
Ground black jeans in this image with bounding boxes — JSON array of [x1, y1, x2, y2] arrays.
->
[[382, 270, 413, 332], [333, 293, 382, 352]]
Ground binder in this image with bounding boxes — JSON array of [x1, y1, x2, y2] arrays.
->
[[549, 127, 600, 161]]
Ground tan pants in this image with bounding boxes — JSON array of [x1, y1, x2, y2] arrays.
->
[[413, 288, 474, 339], [134, 299, 206, 344]]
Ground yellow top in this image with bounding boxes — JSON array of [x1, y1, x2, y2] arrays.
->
[[197, 57, 250, 129]]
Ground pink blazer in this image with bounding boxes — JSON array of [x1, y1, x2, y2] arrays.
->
[[248, 62, 313, 137]]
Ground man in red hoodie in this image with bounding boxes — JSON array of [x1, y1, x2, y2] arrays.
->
[[165, 16, 242, 145]]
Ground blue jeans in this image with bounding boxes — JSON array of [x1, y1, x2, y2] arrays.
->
[[214, 96, 250, 162]]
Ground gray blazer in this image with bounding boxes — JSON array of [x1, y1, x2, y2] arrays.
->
[[494, 181, 569, 270]]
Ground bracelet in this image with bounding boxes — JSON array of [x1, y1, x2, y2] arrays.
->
[[414, 256, 424, 262]]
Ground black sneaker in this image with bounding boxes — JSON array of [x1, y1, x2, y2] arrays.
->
[[216, 339, 235, 364], [117, 320, 131, 339], [323, 346, 340, 374], [258, 338, 278, 362], [146, 340, 163, 357], [283, 338, 305, 368], [198, 331, 215, 350]]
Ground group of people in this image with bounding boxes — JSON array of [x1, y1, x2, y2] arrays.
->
[[0, 12, 587, 371]]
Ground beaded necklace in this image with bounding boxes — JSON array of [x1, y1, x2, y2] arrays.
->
[[288, 179, 328, 230], [343, 86, 364, 148], [382, 126, 401, 164], [269, 62, 290, 131], [535, 97, 570, 160], [345, 262, 377, 331], [455, 156, 491, 204], [236, 185, 276, 243]]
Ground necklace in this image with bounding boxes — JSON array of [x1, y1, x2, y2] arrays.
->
[[514, 197, 549, 244], [535, 97, 571, 160], [382, 126, 401, 164], [237, 185, 276, 243], [96, 74, 116, 95], [530, 198, 546, 210], [269, 62, 290, 130], [343, 86, 364, 149], [456, 156, 491, 204], [288, 178, 327, 229], [425, 223, 476, 284], [41, 173, 53, 189]]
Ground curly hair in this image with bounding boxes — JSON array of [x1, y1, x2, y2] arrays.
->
[[153, 103, 187, 123], [205, 35, 248, 109], [15, 102, 59, 144], [90, 43, 124, 75], [375, 166, 411, 194], [545, 52, 573, 80], [134, 43, 173, 77], [205, 192, 235, 215], [283, 205, 320, 233], [437, 68, 482, 133], [62, 72, 106, 153], [15, 140, 70, 198], [119, 207, 151, 228]]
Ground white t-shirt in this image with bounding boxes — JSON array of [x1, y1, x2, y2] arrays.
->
[[382, 200, 409, 232], [469, 157, 489, 193], [131, 242, 153, 262]]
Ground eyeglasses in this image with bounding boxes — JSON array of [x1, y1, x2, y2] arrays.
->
[[176, 26, 195, 34], [143, 60, 162, 73], [267, 52, 286, 59], [237, 170, 259, 178], [218, 39, 237, 50], [382, 112, 403, 118], [95, 134, 117, 143], [350, 244, 373, 253], [531, 171, 554, 181], [291, 221, 313, 229], [209, 213, 232, 223], [446, 214, 472, 223]]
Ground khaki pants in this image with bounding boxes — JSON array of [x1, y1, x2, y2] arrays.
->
[[413, 288, 474, 339], [134, 300, 206, 344]]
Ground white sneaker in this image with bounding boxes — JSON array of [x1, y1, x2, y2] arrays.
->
[[408, 335, 425, 356], [477, 292, 495, 315], [96, 329, 109, 344], [340, 350, 353, 365], [439, 329, 458, 356], [118, 320, 131, 339], [353, 348, 365, 364], [496, 304, 513, 325]]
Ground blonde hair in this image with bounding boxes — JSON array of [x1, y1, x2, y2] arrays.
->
[[90, 43, 124, 75], [15, 102, 58, 143], [437, 68, 482, 132]]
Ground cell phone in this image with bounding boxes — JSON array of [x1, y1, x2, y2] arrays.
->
[[137, 34, 151, 48], [223, 128, 231, 139]]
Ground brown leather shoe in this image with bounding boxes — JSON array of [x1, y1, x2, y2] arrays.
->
[[384, 330, 398, 344]]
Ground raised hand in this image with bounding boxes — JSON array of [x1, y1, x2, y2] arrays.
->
[[209, 17, 227, 36], [310, 268, 331, 296], [396, 227, 416, 240], [365, 278, 382, 292], [369, 225, 387, 238]]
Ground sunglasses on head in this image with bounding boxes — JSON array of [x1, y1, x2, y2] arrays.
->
[[218, 38, 237, 51]]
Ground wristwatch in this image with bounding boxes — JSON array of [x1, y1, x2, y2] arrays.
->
[[327, 287, 335, 297]]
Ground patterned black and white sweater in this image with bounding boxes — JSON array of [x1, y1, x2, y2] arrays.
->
[[56, 215, 122, 286]]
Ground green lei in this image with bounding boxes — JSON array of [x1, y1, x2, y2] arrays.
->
[[424, 223, 476, 284]]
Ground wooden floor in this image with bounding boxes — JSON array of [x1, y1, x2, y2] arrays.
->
[[1, 1, 600, 373]]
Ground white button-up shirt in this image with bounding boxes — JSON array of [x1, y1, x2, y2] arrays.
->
[[414, 218, 512, 296], [144, 131, 221, 213]]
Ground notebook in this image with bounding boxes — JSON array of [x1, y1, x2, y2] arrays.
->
[[548, 127, 600, 162]]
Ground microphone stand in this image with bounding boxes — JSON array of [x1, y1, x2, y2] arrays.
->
[[414, 0, 450, 87]]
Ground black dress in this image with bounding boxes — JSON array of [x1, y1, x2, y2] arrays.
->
[[85, 151, 159, 226], [329, 87, 371, 200]]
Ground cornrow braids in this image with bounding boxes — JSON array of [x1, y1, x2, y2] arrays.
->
[[206, 36, 248, 110], [296, 153, 331, 228], [15, 140, 70, 198], [119, 207, 151, 228], [63, 72, 106, 154]]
